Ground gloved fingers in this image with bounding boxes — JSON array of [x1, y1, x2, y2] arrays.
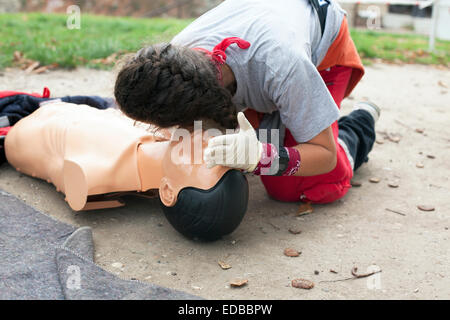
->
[[237, 112, 254, 132], [207, 134, 236, 149], [204, 145, 234, 167]]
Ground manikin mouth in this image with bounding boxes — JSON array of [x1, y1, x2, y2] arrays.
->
[[160, 169, 249, 241]]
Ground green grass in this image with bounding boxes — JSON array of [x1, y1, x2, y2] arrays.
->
[[0, 13, 191, 69], [0, 13, 449, 69], [350, 29, 450, 66]]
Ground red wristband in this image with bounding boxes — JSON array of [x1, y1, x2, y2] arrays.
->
[[252, 143, 301, 176]]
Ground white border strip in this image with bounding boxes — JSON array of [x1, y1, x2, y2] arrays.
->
[[337, 0, 434, 9]]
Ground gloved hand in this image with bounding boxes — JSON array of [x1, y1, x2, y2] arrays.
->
[[204, 112, 263, 172]]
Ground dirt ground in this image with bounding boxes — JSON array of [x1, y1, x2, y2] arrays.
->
[[0, 63, 449, 300]]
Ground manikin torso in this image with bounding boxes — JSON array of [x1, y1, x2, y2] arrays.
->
[[5, 102, 229, 211]]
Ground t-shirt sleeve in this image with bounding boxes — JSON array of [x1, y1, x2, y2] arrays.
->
[[266, 51, 340, 143]]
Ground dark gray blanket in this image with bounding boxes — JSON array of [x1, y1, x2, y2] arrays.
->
[[0, 189, 200, 300]]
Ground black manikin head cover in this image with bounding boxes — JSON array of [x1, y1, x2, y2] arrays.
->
[[160, 170, 249, 241]]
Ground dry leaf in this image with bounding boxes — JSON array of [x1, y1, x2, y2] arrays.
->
[[369, 177, 380, 183], [284, 248, 300, 257], [297, 202, 313, 216], [91, 53, 119, 65], [389, 135, 401, 143], [36, 63, 58, 73], [32, 65, 52, 74], [230, 279, 248, 287], [218, 260, 232, 270], [288, 227, 302, 235], [438, 80, 448, 88], [415, 128, 425, 134], [351, 267, 381, 279], [291, 278, 314, 289], [13, 51, 23, 62], [417, 205, 435, 212], [25, 61, 40, 73], [351, 180, 362, 187], [329, 269, 338, 274]]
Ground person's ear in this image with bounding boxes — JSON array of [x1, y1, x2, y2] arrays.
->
[[159, 177, 177, 207]]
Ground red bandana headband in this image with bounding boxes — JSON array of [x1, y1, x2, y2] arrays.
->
[[193, 37, 251, 84]]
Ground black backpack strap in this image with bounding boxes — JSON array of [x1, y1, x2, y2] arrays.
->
[[308, 0, 330, 36]]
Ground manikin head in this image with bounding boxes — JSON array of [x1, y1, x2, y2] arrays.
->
[[158, 129, 249, 241]]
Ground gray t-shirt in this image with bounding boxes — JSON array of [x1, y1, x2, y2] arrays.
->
[[172, 0, 346, 143]]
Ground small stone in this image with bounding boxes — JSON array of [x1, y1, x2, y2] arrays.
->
[[415, 128, 425, 134], [369, 177, 380, 183], [416, 163, 424, 168], [426, 154, 436, 159], [291, 279, 314, 289], [375, 139, 384, 145], [145, 276, 152, 280], [314, 270, 320, 275], [288, 227, 302, 235], [388, 182, 399, 188], [414, 288, 419, 293]]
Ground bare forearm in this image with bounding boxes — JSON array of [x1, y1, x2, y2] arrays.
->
[[292, 142, 337, 177]]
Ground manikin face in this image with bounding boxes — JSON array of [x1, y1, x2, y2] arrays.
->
[[158, 129, 230, 207], [157, 129, 249, 241]]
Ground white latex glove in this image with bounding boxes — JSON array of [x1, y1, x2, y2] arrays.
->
[[204, 112, 263, 172]]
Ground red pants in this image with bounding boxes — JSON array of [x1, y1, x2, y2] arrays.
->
[[261, 65, 354, 204]]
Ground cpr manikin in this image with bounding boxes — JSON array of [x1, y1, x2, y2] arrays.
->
[[5, 102, 249, 240]]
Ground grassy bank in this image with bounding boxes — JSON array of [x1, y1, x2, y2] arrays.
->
[[351, 29, 449, 66], [0, 13, 190, 69], [0, 13, 449, 69]]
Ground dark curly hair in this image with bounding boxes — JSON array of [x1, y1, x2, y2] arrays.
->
[[114, 43, 238, 129]]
